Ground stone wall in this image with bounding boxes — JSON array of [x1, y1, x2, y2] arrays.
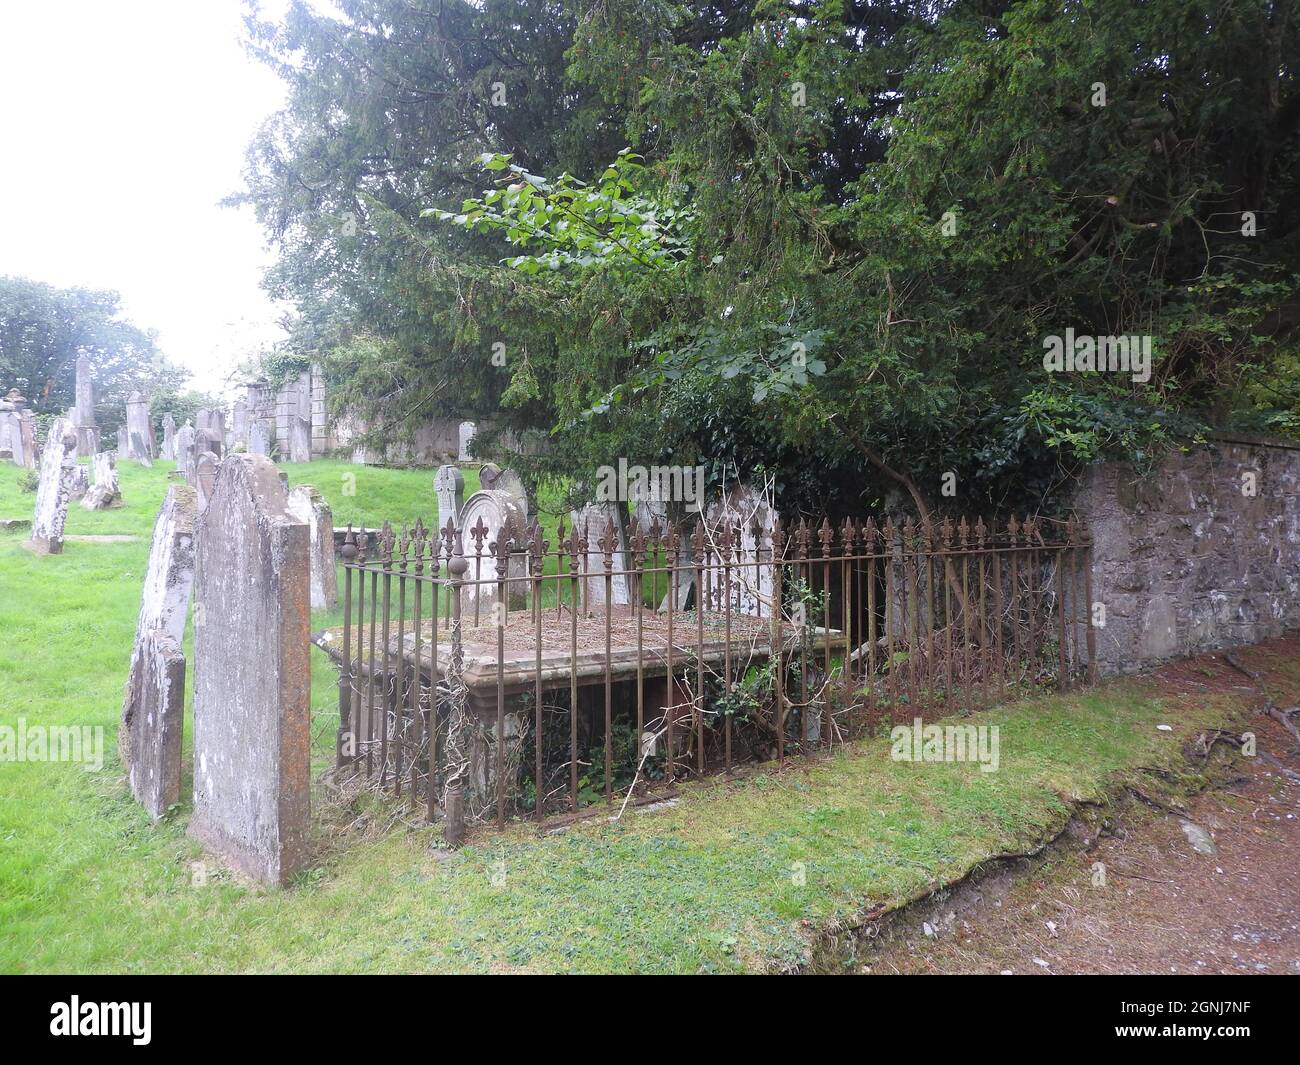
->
[[1076, 436, 1300, 675]]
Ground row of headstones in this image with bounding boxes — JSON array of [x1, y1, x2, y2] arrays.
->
[[119, 451, 337, 885], [433, 462, 777, 617]]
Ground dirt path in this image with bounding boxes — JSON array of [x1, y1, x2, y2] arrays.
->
[[859, 637, 1300, 975]]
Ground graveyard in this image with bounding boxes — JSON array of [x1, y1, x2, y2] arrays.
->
[[3, 0, 1299, 994], [3, 447, 1293, 973]]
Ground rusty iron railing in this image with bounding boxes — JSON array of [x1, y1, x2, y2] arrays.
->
[[328, 512, 1095, 842]]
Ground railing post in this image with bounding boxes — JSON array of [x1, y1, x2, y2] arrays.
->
[[337, 526, 357, 768], [443, 527, 468, 846]]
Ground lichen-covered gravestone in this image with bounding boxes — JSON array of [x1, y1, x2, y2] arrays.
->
[[120, 485, 197, 819], [287, 484, 338, 610], [82, 451, 122, 510], [28, 418, 78, 554], [189, 453, 311, 885], [67, 463, 89, 502]]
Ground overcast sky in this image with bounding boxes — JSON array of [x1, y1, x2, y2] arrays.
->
[[0, 0, 290, 394]]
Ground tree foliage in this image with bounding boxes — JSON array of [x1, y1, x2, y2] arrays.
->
[[0, 276, 184, 435], [240, 0, 1300, 515]]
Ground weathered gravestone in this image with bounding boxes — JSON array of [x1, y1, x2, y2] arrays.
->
[[289, 415, 312, 463], [189, 453, 310, 885], [457, 420, 476, 461], [73, 354, 99, 458], [699, 484, 779, 617], [173, 422, 195, 478], [231, 399, 249, 450], [459, 489, 530, 615], [116, 425, 128, 457], [434, 464, 465, 533], [28, 418, 78, 554], [287, 484, 338, 610], [125, 392, 154, 461], [119, 485, 197, 819], [192, 452, 218, 511], [160, 413, 177, 461], [195, 407, 226, 443], [247, 418, 272, 458], [570, 502, 633, 608], [68, 463, 90, 502], [81, 450, 122, 510]]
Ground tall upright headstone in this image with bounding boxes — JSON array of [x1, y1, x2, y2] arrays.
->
[[287, 485, 338, 610], [120, 485, 197, 819], [231, 400, 249, 450], [457, 420, 476, 462], [29, 418, 78, 554], [125, 392, 154, 461], [160, 413, 177, 461], [434, 464, 465, 532], [73, 354, 99, 458], [190, 454, 310, 886], [82, 450, 122, 510], [174, 422, 196, 479]]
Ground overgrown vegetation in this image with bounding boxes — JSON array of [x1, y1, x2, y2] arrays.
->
[[237, 0, 1300, 518]]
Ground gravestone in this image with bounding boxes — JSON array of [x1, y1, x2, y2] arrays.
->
[[457, 420, 476, 461], [119, 485, 197, 819], [82, 450, 122, 510], [459, 489, 530, 615], [247, 418, 272, 458], [161, 414, 177, 461], [29, 418, 78, 554], [125, 392, 154, 460], [174, 422, 195, 479], [68, 463, 90, 501], [131, 432, 153, 469], [195, 407, 226, 443], [73, 354, 99, 458], [478, 463, 527, 506], [434, 464, 465, 532], [0, 390, 25, 466], [231, 399, 249, 449], [700, 484, 778, 617], [192, 452, 218, 511], [197, 428, 224, 460], [287, 485, 338, 610], [190, 453, 310, 886], [289, 415, 312, 463], [116, 425, 128, 457], [570, 502, 633, 608]]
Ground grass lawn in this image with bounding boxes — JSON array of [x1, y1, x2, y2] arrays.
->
[[0, 458, 1245, 973]]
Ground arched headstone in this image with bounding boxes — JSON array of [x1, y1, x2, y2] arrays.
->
[[570, 502, 632, 607], [459, 489, 530, 615]]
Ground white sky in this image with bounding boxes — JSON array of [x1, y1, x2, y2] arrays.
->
[[0, 0, 290, 395]]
